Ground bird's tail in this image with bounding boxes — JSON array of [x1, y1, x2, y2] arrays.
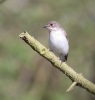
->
[[60, 54, 68, 62]]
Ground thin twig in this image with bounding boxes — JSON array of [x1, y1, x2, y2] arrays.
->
[[66, 82, 77, 92]]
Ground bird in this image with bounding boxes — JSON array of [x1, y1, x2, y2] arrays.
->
[[43, 21, 69, 62]]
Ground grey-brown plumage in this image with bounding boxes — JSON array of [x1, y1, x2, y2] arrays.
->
[[44, 21, 69, 62]]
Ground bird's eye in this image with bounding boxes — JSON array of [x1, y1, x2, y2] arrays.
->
[[50, 24, 53, 26]]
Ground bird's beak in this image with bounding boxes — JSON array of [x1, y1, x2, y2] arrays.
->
[[43, 25, 47, 28]]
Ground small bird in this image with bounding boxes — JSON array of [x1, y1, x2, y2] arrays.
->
[[44, 21, 69, 62]]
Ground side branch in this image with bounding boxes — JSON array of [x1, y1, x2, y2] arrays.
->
[[19, 31, 95, 95]]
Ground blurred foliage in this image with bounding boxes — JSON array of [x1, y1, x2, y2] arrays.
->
[[0, 0, 6, 4], [0, 0, 95, 100]]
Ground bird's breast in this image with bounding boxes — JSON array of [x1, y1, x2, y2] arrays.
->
[[49, 30, 69, 54]]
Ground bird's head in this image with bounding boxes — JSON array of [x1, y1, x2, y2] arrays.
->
[[43, 21, 62, 31]]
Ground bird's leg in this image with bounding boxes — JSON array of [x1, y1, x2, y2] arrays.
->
[[49, 50, 53, 52], [59, 54, 64, 65], [60, 54, 62, 61]]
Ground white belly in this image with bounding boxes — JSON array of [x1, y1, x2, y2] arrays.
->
[[49, 30, 69, 56]]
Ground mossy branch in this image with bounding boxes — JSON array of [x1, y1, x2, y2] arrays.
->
[[19, 31, 95, 95]]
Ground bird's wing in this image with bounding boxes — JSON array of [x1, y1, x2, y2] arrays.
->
[[62, 29, 69, 41]]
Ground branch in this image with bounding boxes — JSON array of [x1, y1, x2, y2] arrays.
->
[[19, 31, 95, 95]]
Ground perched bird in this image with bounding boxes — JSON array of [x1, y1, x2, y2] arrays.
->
[[44, 21, 69, 62]]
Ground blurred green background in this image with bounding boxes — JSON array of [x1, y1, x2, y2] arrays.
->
[[0, 0, 95, 100]]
